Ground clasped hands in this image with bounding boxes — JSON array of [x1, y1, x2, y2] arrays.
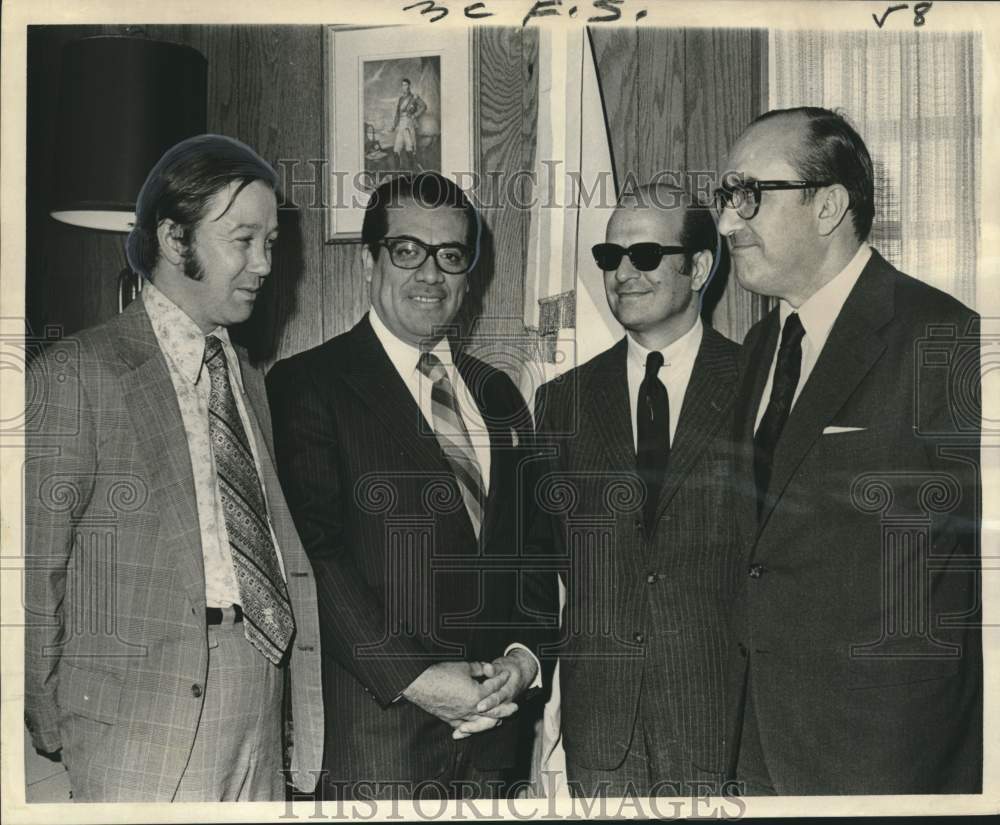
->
[[402, 648, 537, 740]]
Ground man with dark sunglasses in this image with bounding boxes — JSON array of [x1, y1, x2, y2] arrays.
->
[[718, 107, 981, 795], [531, 182, 741, 797], [266, 173, 556, 799]]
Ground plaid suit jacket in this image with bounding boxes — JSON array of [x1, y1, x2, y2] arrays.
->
[[23, 297, 324, 801]]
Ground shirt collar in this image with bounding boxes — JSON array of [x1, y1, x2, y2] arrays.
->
[[369, 308, 454, 380], [626, 316, 704, 372], [779, 244, 872, 345], [142, 280, 230, 385]]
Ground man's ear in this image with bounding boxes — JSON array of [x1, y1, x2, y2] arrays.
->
[[157, 219, 188, 266], [360, 244, 374, 284], [689, 250, 713, 293], [815, 184, 851, 237]]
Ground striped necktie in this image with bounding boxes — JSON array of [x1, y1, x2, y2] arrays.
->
[[204, 335, 294, 664], [417, 351, 485, 537]]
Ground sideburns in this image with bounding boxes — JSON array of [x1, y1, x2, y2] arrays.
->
[[181, 242, 205, 282]]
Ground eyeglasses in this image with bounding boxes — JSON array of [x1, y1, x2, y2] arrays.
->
[[712, 178, 834, 220], [379, 236, 473, 274], [591, 243, 692, 273]]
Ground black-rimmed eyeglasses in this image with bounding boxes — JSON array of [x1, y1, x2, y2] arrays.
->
[[379, 236, 473, 274], [712, 178, 834, 220], [592, 242, 693, 273]]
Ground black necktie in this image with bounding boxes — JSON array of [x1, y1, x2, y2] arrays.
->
[[637, 350, 670, 529], [754, 313, 805, 518]]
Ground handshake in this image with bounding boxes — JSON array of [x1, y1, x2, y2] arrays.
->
[[402, 648, 538, 740]]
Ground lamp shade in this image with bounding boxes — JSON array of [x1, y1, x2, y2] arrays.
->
[[50, 36, 207, 232]]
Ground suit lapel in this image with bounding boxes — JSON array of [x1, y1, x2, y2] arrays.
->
[[339, 315, 450, 473], [734, 315, 779, 545], [236, 350, 277, 470], [235, 348, 289, 544], [454, 350, 517, 547], [758, 254, 894, 531], [113, 299, 206, 615], [581, 339, 636, 474], [650, 328, 738, 526]]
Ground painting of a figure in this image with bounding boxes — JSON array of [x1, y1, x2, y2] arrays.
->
[[363, 56, 442, 178]]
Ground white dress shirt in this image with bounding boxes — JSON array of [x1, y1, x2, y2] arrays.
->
[[369, 308, 491, 490], [625, 317, 704, 451], [754, 244, 872, 432], [143, 282, 286, 609]]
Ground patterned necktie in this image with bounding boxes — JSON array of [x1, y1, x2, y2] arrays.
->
[[754, 313, 805, 518], [204, 335, 294, 664], [636, 350, 670, 530], [417, 351, 486, 537]]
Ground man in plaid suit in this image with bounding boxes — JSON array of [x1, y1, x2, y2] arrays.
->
[[24, 134, 323, 801]]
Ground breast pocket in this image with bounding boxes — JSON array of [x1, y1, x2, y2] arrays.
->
[[847, 654, 960, 690]]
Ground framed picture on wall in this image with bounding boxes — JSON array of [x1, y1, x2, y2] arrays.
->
[[324, 25, 475, 241]]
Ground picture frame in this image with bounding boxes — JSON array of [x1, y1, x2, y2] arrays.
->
[[324, 25, 476, 241]]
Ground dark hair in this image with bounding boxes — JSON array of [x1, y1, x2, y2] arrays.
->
[[751, 106, 875, 242], [679, 204, 719, 278], [622, 182, 719, 278], [125, 134, 278, 278], [361, 172, 481, 265], [402, 78, 411, 85]]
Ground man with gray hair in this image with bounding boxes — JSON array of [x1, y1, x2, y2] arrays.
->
[[525, 182, 741, 796], [24, 134, 324, 801]]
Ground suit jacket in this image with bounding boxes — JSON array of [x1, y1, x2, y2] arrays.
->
[[535, 326, 741, 777], [726, 250, 982, 794], [23, 297, 324, 801], [266, 314, 556, 787]]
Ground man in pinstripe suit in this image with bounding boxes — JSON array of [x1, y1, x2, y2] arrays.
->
[[24, 135, 323, 801], [267, 173, 556, 799], [532, 183, 741, 797]]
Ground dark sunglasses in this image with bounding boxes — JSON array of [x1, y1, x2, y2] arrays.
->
[[592, 242, 692, 273]]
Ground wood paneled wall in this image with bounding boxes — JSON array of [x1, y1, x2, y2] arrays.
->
[[590, 26, 770, 344], [26, 24, 768, 372]]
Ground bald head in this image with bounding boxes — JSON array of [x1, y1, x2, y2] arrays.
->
[[600, 182, 717, 350]]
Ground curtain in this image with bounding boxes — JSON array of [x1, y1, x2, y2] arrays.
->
[[770, 30, 981, 309]]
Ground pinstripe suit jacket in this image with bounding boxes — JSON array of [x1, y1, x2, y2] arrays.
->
[[535, 326, 740, 777], [266, 314, 557, 788], [23, 297, 324, 801]]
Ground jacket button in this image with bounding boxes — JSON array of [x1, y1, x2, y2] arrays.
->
[[646, 572, 657, 584], [191, 684, 202, 698], [748, 563, 765, 579], [634, 519, 643, 531], [633, 632, 645, 644]]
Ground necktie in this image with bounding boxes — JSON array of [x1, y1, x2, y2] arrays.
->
[[636, 350, 670, 530], [204, 335, 294, 664], [754, 313, 805, 518], [417, 351, 486, 537]]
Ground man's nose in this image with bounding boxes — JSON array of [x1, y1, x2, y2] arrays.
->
[[414, 254, 445, 282], [614, 257, 641, 283], [248, 241, 271, 276], [717, 205, 742, 237]]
